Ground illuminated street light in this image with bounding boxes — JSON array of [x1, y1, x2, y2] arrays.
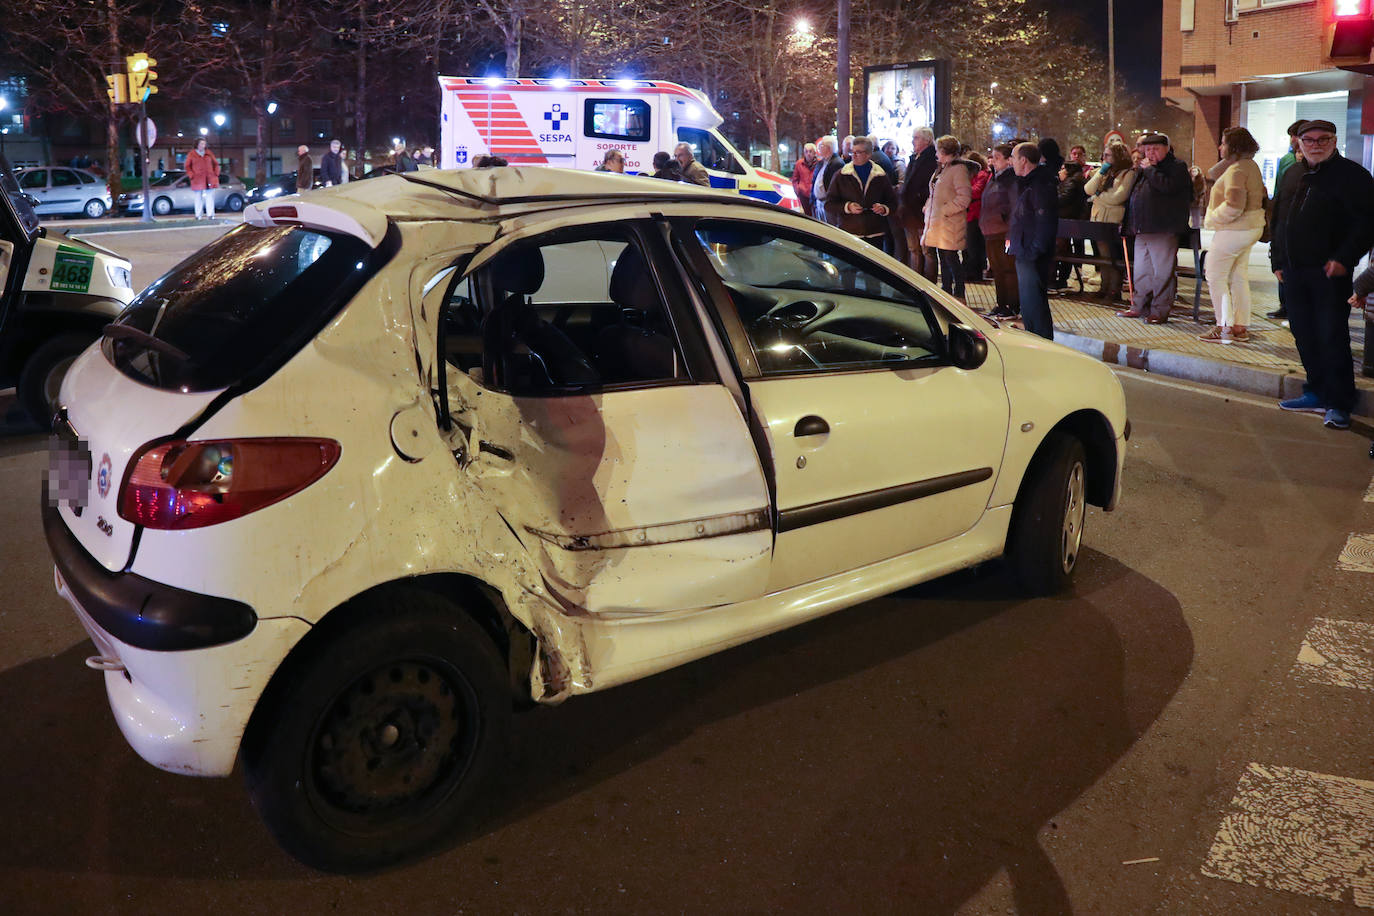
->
[[1040, 96, 1048, 104], [199, 126, 209, 136], [990, 82, 998, 90], [213, 112, 226, 128], [267, 102, 279, 176]]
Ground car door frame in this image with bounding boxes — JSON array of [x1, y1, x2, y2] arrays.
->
[[665, 211, 1011, 590]]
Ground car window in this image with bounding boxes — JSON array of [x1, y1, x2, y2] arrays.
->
[[102, 223, 380, 391], [583, 98, 650, 142], [449, 226, 689, 395], [691, 219, 940, 375], [676, 127, 745, 175], [51, 170, 81, 187], [18, 170, 46, 190], [78, 171, 97, 184]]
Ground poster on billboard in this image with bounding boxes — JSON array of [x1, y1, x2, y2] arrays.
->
[[863, 60, 951, 162]]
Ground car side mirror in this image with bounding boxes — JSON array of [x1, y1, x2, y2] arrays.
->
[[947, 323, 988, 370]]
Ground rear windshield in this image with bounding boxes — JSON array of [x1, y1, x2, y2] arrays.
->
[[102, 223, 377, 391]]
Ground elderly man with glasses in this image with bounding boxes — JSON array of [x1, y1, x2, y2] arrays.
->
[[1270, 119, 1374, 430]]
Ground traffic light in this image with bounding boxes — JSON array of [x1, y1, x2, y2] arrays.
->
[[1330, 0, 1374, 58], [126, 53, 158, 100], [105, 73, 128, 104]]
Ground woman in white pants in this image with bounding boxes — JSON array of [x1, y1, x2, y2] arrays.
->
[[1201, 127, 1267, 343]]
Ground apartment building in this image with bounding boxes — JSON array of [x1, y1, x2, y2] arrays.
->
[[1161, 0, 1374, 184]]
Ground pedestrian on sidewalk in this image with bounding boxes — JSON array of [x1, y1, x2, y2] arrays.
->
[[963, 151, 989, 281], [1200, 127, 1266, 345], [791, 142, 819, 217], [899, 127, 938, 278], [1008, 141, 1058, 339], [1083, 142, 1136, 303], [812, 137, 844, 226], [1118, 133, 1191, 324], [1271, 119, 1374, 430], [979, 143, 1020, 317], [185, 138, 219, 220], [921, 135, 972, 299], [320, 139, 345, 187], [1267, 120, 1307, 321], [674, 143, 712, 186], [296, 145, 313, 192], [826, 136, 896, 250]]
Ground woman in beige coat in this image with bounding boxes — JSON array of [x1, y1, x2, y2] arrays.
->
[[1083, 142, 1136, 301], [1199, 127, 1266, 343], [921, 135, 972, 298]]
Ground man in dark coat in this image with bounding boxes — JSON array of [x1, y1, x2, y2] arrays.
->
[[825, 137, 896, 247], [296, 145, 313, 192], [900, 127, 938, 278], [1007, 142, 1058, 340], [1271, 119, 1374, 429], [320, 139, 344, 187], [1118, 132, 1191, 323]]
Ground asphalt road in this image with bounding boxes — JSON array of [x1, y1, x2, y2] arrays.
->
[[1, 225, 1372, 913]]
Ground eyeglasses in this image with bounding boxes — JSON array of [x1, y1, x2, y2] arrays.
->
[[1300, 135, 1337, 146]]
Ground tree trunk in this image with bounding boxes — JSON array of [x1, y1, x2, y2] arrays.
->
[[505, 18, 521, 77], [254, 103, 268, 187], [105, 0, 122, 202]]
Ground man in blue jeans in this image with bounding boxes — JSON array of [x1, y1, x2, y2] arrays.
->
[[1007, 142, 1058, 339], [1270, 119, 1374, 430]]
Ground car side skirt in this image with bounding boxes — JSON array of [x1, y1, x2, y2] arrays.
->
[[552, 503, 1012, 697]]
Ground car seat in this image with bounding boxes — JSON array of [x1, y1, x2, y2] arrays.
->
[[481, 245, 599, 391], [597, 243, 681, 382]]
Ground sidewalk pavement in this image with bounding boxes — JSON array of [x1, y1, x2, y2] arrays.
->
[[965, 259, 1374, 421]]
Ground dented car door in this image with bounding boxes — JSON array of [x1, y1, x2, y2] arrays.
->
[[441, 220, 774, 616]]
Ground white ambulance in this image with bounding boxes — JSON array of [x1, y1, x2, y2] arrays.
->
[[438, 76, 800, 211]]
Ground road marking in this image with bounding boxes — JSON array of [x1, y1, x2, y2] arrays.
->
[[1293, 618, 1374, 691], [1337, 533, 1374, 573], [1202, 763, 1374, 907], [1111, 368, 1278, 411]]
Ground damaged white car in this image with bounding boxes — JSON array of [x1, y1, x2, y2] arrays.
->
[[44, 168, 1128, 870]]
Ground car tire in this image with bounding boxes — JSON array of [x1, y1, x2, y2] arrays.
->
[[242, 587, 511, 872], [1006, 431, 1088, 596], [17, 332, 96, 426], [224, 193, 245, 212], [83, 199, 107, 219], [152, 196, 173, 216]]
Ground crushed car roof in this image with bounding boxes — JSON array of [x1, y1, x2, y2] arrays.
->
[[242, 166, 781, 246]]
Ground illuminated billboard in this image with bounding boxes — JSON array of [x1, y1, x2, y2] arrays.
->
[[863, 60, 951, 161]]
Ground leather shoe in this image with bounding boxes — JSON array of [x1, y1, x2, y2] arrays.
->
[[1115, 309, 1143, 318], [1265, 307, 1287, 319], [1146, 315, 1169, 324]]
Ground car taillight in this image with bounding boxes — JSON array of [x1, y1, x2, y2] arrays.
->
[[118, 437, 341, 530]]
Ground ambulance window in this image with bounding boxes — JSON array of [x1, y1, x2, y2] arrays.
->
[[676, 128, 745, 175], [584, 99, 651, 143]]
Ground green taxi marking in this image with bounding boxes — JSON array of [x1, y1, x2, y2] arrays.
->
[[51, 244, 96, 293]]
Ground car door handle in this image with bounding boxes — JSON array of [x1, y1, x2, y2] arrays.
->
[[793, 415, 829, 437]]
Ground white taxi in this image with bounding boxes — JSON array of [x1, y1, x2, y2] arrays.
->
[[44, 168, 1127, 871]]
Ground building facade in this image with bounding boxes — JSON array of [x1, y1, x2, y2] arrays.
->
[[1161, 0, 1374, 184]]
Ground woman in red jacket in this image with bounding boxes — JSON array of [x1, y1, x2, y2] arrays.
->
[[184, 138, 220, 220], [962, 150, 989, 281]]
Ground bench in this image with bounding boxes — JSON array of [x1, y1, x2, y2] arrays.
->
[[1054, 219, 1205, 320]]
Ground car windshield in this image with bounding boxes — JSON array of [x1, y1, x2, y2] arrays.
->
[[150, 173, 183, 187], [102, 223, 377, 391], [0, 154, 41, 238]]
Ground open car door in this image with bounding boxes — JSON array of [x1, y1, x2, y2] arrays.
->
[[436, 218, 773, 615]]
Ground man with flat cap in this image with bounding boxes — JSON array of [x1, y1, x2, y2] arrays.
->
[[1271, 119, 1374, 430], [1118, 133, 1192, 323]]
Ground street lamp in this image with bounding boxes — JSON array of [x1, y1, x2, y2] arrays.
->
[[267, 101, 278, 176]]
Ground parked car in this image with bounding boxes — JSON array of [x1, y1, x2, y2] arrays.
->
[[14, 166, 113, 218], [246, 169, 321, 204], [44, 168, 1128, 871], [117, 170, 247, 216], [0, 155, 133, 422]]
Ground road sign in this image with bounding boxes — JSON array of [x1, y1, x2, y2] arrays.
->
[[1104, 129, 1126, 148], [136, 118, 157, 149]]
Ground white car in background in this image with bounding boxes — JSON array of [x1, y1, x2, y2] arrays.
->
[[118, 169, 248, 215], [14, 166, 113, 218], [44, 168, 1128, 871]]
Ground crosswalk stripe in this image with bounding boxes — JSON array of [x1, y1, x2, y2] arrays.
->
[[1337, 533, 1374, 573], [1202, 763, 1374, 906], [1293, 618, 1374, 692]]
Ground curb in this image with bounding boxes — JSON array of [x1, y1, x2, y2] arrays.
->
[[1053, 330, 1374, 420]]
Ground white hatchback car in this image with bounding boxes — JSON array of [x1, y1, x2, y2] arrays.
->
[[44, 168, 1127, 871]]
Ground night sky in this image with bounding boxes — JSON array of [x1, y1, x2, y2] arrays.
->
[[1066, 0, 1166, 98]]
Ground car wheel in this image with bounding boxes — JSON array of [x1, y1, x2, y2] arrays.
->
[[224, 193, 245, 212], [242, 587, 510, 872], [83, 199, 107, 219], [1006, 431, 1088, 596], [17, 333, 96, 426], [152, 196, 173, 216]]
